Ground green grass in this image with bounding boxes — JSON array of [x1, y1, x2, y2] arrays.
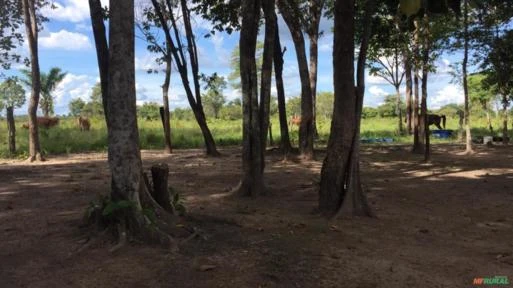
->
[[0, 115, 509, 158]]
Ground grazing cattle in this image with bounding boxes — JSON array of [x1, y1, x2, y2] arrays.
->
[[289, 115, 301, 127], [77, 116, 91, 131], [21, 117, 60, 129], [427, 114, 446, 130]]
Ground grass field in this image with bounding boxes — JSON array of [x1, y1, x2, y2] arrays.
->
[[0, 114, 509, 158]]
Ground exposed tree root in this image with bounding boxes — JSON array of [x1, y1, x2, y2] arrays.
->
[[81, 164, 199, 253]]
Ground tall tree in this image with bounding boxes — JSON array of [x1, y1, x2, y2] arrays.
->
[[201, 73, 227, 119], [21, 67, 67, 116], [21, 0, 43, 162], [136, 4, 173, 154], [461, 0, 473, 153], [306, 0, 326, 138], [318, 0, 376, 217], [273, 24, 293, 154], [468, 73, 495, 133], [88, 0, 180, 247], [148, 0, 219, 156], [0, 78, 25, 154], [483, 30, 513, 145], [367, 44, 406, 133], [236, 0, 276, 196], [277, 0, 314, 159]]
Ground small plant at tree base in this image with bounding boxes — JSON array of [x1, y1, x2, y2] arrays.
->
[[84, 195, 137, 229], [169, 187, 186, 216]]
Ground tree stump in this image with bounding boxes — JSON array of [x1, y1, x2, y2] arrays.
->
[[150, 164, 174, 214]]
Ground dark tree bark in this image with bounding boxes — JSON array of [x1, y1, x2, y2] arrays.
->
[[6, 106, 16, 154], [502, 95, 509, 145], [318, 0, 375, 217], [412, 19, 423, 154], [421, 46, 429, 161], [307, 0, 325, 138], [22, 0, 43, 162], [420, 15, 431, 162], [278, 0, 314, 159], [404, 53, 413, 134], [273, 20, 292, 154], [88, 0, 109, 126], [151, 164, 173, 214], [462, 0, 473, 153], [236, 0, 264, 196], [259, 0, 276, 159]]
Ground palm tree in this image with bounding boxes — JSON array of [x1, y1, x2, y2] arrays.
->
[[21, 67, 67, 116]]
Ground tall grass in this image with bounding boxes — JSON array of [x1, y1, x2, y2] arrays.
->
[[0, 114, 509, 158]]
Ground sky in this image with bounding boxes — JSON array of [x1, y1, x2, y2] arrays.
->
[[4, 0, 469, 116]]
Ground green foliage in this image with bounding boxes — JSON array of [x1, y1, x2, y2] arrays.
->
[[68, 98, 86, 117], [219, 101, 242, 120], [201, 73, 227, 119], [73, 82, 104, 118], [482, 30, 513, 101], [376, 95, 405, 118], [21, 67, 67, 116], [138, 102, 161, 120], [286, 96, 301, 117], [362, 107, 378, 118], [436, 103, 463, 118], [169, 187, 186, 216], [228, 42, 264, 90], [173, 107, 195, 120], [468, 73, 497, 110], [316, 92, 334, 120], [0, 77, 25, 110]]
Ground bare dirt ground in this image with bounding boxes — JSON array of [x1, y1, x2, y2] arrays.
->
[[1, 144, 512, 288]]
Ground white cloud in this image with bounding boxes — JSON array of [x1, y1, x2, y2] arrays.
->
[[429, 84, 464, 109], [135, 54, 165, 72], [52, 74, 96, 114], [40, 30, 92, 50], [42, 0, 91, 23], [368, 85, 388, 97]]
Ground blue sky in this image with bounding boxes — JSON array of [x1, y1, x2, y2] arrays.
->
[[5, 0, 468, 116]]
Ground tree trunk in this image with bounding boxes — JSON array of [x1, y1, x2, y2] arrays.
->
[[421, 63, 429, 162], [421, 15, 430, 162], [259, 0, 276, 161], [309, 35, 319, 139], [236, 0, 264, 197], [88, 0, 110, 126], [405, 52, 413, 134], [502, 95, 509, 145], [278, 0, 314, 159], [462, 0, 473, 154], [87, 0, 178, 248], [148, 0, 219, 156], [486, 109, 493, 133], [161, 56, 172, 154], [308, 0, 324, 139], [395, 85, 403, 133], [22, 0, 43, 162], [107, 0, 144, 206], [318, 0, 375, 218], [273, 20, 292, 154], [412, 19, 423, 154], [7, 106, 16, 154]]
